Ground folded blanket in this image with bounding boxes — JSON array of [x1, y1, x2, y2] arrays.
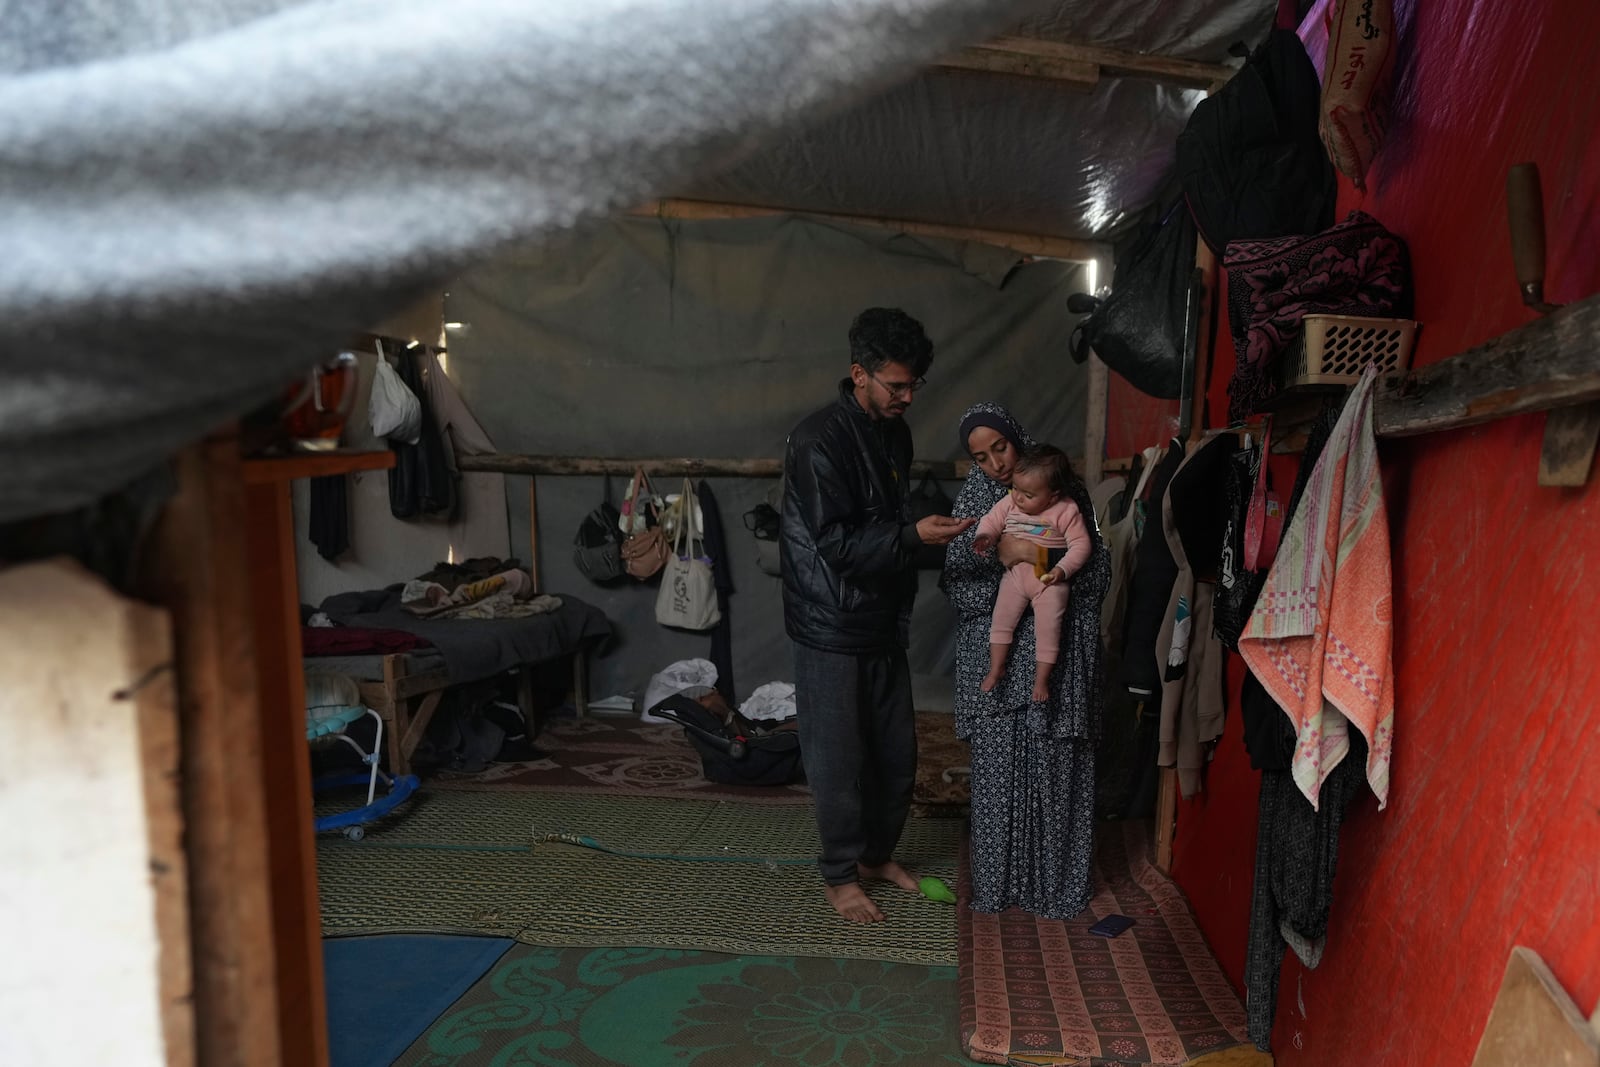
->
[[1239, 367, 1394, 810]]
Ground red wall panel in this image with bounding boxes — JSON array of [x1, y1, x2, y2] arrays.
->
[[1122, 1, 1600, 1062]]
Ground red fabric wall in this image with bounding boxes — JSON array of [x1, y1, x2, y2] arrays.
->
[[1107, 1, 1600, 1062]]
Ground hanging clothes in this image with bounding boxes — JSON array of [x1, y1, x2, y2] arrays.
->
[[1118, 440, 1186, 697], [696, 479, 736, 705], [308, 474, 349, 560], [1239, 367, 1395, 811], [387, 349, 456, 520], [1155, 434, 1239, 798]]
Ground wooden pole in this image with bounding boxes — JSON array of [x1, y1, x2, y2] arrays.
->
[[629, 199, 1106, 263], [945, 36, 1236, 92], [459, 453, 978, 480], [527, 477, 541, 593], [1084, 352, 1109, 487]]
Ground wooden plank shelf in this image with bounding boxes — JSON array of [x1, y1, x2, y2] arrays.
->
[[242, 450, 394, 484]]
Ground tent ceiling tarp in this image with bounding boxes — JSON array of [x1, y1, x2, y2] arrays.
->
[[684, 0, 1273, 240]]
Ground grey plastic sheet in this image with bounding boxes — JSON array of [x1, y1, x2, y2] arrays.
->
[[446, 215, 1088, 703]]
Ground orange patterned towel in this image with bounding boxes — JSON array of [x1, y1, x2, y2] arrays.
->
[[1239, 367, 1394, 810]]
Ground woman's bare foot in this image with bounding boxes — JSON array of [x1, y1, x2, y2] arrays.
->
[[824, 882, 884, 923], [860, 860, 920, 893]]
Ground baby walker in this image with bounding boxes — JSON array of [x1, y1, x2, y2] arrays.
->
[[306, 673, 419, 840]]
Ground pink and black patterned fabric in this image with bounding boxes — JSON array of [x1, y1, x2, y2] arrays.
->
[[1223, 210, 1411, 422]]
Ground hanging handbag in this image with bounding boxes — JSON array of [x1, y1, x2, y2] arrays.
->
[[1213, 421, 1281, 650], [619, 467, 669, 580], [573, 475, 627, 584], [656, 478, 722, 630]]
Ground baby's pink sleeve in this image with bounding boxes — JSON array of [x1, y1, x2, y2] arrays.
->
[[975, 495, 1011, 545], [1053, 501, 1092, 578]]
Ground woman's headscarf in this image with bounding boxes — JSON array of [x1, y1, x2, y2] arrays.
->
[[951, 401, 1034, 522]]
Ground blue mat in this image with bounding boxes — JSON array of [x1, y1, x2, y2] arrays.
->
[[324, 934, 513, 1067]]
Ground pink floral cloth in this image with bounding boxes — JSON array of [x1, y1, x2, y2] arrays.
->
[[1224, 210, 1410, 421]]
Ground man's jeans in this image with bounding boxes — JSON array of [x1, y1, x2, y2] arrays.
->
[[793, 644, 917, 885]]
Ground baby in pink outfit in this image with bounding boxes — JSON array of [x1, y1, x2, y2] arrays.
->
[[972, 445, 1091, 702]]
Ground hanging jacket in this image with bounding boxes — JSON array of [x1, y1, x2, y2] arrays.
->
[[780, 379, 918, 654], [387, 350, 456, 520], [1118, 440, 1185, 695]]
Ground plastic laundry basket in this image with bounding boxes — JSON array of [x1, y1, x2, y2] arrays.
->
[[1283, 314, 1418, 389]]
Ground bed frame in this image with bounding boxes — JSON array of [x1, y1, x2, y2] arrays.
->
[[356, 645, 591, 775]]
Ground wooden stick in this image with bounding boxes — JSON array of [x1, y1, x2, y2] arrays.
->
[[1374, 294, 1600, 438], [459, 454, 979, 480], [951, 35, 1235, 92], [1084, 352, 1109, 486], [629, 198, 1106, 263], [937, 47, 1099, 91], [527, 477, 541, 593]]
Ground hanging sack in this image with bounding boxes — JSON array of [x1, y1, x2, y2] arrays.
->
[[572, 475, 627, 584], [1071, 202, 1198, 399], [655, 478, 722, 631], [368, 346, 422, 443], [647, 693, 803, 787], [619, 468, 669, 580], [906, 474, 954, 570], [1320, 0, 1398, 190]]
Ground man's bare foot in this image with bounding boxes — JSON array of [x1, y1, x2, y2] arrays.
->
[[825, 882, 884, 923], [980, 669, 1003, 693], [860, 860, 921, 894]]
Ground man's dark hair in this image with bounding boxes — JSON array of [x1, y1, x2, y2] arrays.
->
[[848, 308, 933, 377], [1014, 444, 1080, 498]]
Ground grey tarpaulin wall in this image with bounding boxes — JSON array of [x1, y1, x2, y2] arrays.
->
[[446, 215, 1086, 707]]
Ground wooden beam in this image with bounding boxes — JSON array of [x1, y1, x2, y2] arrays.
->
[[937, 45, 1099, 91], [459, 453, 977, 481], [946, 36, 1235, 92], [1538, 403, 1600, 486], [241, 475, 329, 1067], [137, 438, 286, 1067], [630, 198, 1106, 262], [1375, 294, 1600, 438]]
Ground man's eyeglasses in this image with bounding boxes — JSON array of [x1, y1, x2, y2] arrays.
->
[[870, 371, 927, 399]]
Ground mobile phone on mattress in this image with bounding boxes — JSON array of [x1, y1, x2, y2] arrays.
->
[[1088, 914, 1136, 938]]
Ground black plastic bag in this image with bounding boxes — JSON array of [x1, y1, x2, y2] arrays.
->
[[1074, 203, 1197, 399]]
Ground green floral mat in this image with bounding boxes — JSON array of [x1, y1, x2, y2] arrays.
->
[[395, 944, 972, 1066], [319, 790, 965, 965]]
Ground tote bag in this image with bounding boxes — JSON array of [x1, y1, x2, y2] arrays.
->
[[656, 478, 721, 630]]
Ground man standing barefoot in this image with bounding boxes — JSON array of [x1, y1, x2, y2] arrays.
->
[[780, 308, 973, 923]]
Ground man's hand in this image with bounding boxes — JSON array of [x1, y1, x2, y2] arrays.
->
[[916, 515, 975, 545], [995, 535, 1035, 568]]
